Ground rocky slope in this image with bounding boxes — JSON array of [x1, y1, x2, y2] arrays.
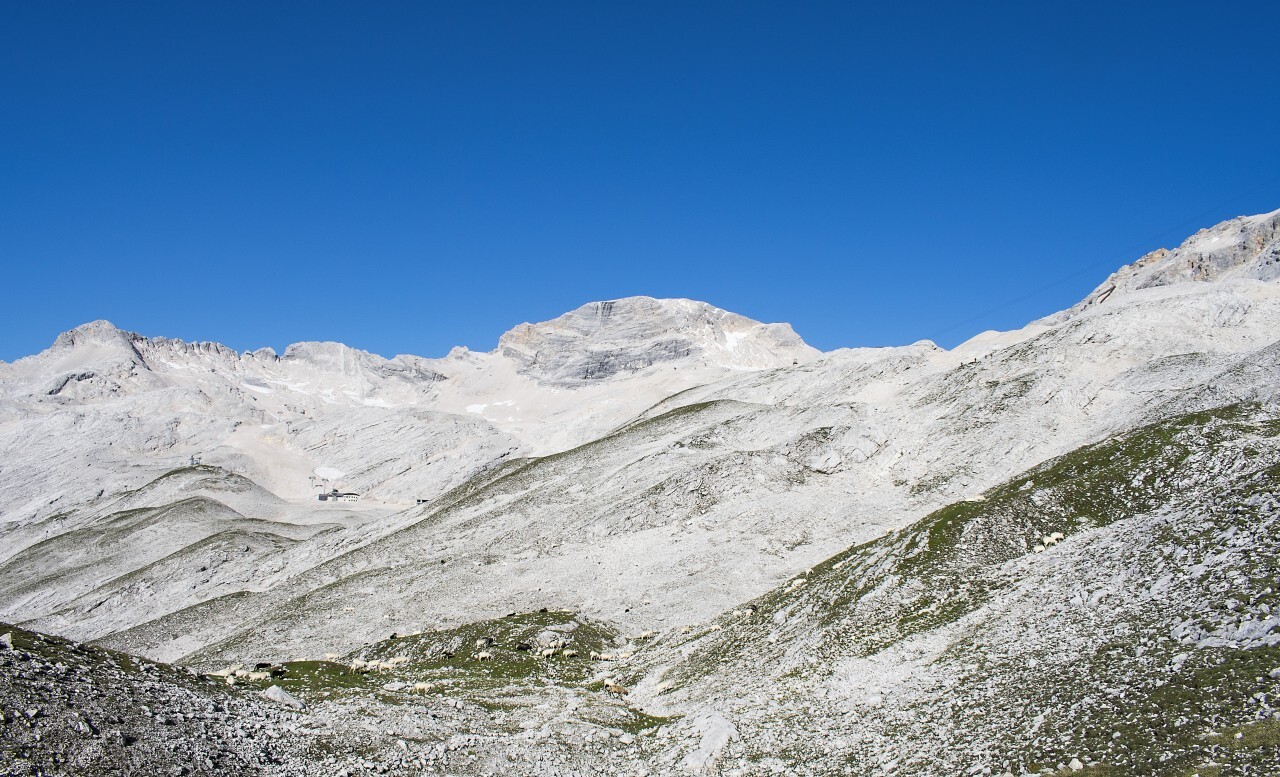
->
[[633, 402, 1280, 774], [0, 623, 325, 776], [5, 402, 1277, 776]]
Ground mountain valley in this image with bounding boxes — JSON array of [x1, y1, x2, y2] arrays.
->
[[3, 209, 1280, 775]]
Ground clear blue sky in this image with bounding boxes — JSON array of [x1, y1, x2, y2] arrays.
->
[[3, 2, 1278, 361]]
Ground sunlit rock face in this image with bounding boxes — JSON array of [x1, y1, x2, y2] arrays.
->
[[1050, 207, 1280, 323], [496, 296, 820, 385]]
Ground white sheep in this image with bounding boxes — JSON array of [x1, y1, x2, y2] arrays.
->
[[541, 648, 559, 658], [474, 637, 494, 649], [323, 652, 342, 662], [247, 671, 270, 682], [412, 682, 432, 693], [476, 651, 494, 661], [1033, 544, 1046, 553], [616, 651, 634, 660], [1050, 531, 1065, 542], [563, 649, 580, 658]]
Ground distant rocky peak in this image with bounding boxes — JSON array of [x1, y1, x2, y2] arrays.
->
[[1049, 207, 1280, 323], [1141, 208, 1280, 286], [49, 322, 246, 368], [278, 341, 447, 385], [280, 340, 368, 365], [245, 346, 278, 360], [52, 320, 136, 350], [496, 296, 818, 385], [47, 319, 150, 368]]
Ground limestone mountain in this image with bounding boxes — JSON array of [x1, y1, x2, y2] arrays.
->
[[2, 208, 1279, 775]]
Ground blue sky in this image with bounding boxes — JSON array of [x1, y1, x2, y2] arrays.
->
[[2, 2, 1278, 361]]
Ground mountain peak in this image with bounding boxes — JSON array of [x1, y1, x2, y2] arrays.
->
[[45, 320, 150, 370], [1137, 208, 1280, 285], [496, 297, 818, 384], [1050, 207, 1280, 323], [51, 320, 132, 349]]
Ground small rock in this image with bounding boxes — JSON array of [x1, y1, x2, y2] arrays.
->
[[261, 685, 305, 710], [1068, 758, 1084, 772], [0, 632, 12, 650]]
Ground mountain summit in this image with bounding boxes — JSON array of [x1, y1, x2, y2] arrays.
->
[[496, 296, 819, 384], [1053, 207, 1280, 323]]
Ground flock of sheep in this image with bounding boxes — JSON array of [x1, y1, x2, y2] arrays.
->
[[346, 655, 410, 672], [206, 663, 287, 686], [1032, 531, 1066, 553]]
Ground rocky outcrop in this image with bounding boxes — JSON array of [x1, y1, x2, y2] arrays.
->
[[496, 297, 819, 385], [1051, 207, 1280, 323]]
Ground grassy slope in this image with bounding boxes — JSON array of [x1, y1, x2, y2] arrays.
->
[[220, 610, 674, 735]]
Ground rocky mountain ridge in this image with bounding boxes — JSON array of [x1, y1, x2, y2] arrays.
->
[[1046, 206, 1280, 324]]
